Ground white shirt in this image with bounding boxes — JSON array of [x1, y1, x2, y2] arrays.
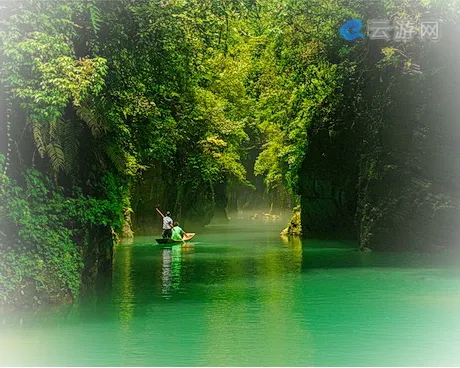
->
[[162, 216, 173, 230]]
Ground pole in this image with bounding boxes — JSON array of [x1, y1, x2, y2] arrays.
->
[[155, 208, 165, 218]]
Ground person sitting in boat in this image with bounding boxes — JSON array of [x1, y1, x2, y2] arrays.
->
[[171, 222, 188, 242], [162, 211, 173, 238]]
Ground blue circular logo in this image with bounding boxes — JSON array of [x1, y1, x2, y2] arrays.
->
[[339, 19, 364, 41]]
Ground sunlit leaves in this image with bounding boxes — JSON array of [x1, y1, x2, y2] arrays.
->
[[88, 4, 102, 35], [1, 1, 107, 177]]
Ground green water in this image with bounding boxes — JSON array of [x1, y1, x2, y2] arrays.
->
[[1, 221, 460, 366]]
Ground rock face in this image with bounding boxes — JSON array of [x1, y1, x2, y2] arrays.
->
[[356, 32, 460, 251], [130, 161, 177, 235], [119, 209, 134, 239], [281, 208, 302, 236], [358, 93, 459, 249], [356, 115, 460, 251], [299, 33, 460, 252], [82, 225, 115, 289], [130, 161, 216, 234], [210, 181, 229, 224], [298, 126, 359, 240]]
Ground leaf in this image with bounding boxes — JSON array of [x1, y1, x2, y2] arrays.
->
[[60, 119, 82, 182], [76, 102, 106, 137], [46, 143, 65, 172], [33, 122, 46, 158], [89, 5, 102, 35]]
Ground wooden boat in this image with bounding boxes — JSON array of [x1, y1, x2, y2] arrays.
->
[[155, 233, 195, 245]]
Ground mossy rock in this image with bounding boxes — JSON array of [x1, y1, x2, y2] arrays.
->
[[281, 210, 302, 236]]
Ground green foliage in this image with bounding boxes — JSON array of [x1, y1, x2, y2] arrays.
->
[[0, 155, 122, 305], [0, 0, 108, 178], [2, 0, 458, 306], [250, 0, 460, 197], [0, 0, 260, 306]]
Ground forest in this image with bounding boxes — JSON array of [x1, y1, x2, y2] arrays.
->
[[1, 0, 459, 308]]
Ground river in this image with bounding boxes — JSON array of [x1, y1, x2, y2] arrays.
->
[[1, 221, 460, 366]]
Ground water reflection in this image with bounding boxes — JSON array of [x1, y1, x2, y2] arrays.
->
[[171, 245, 182, 292], [161, 245, 184, 298], [202, 235, 314, 365], [301, 238, 361, 270], [112, 244, 134, 332], [161, 248, 172, 296], [119, 237, 134, 245], [280, 235, 303, 272]]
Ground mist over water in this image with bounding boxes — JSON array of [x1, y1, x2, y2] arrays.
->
[[1, 220, 460, 366]]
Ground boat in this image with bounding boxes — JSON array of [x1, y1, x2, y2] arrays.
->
[[155, 233, 195, 245]]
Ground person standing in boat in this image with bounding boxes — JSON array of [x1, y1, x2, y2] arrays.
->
[[171, 222, 188, 242], [162, 211, 174, 238]]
